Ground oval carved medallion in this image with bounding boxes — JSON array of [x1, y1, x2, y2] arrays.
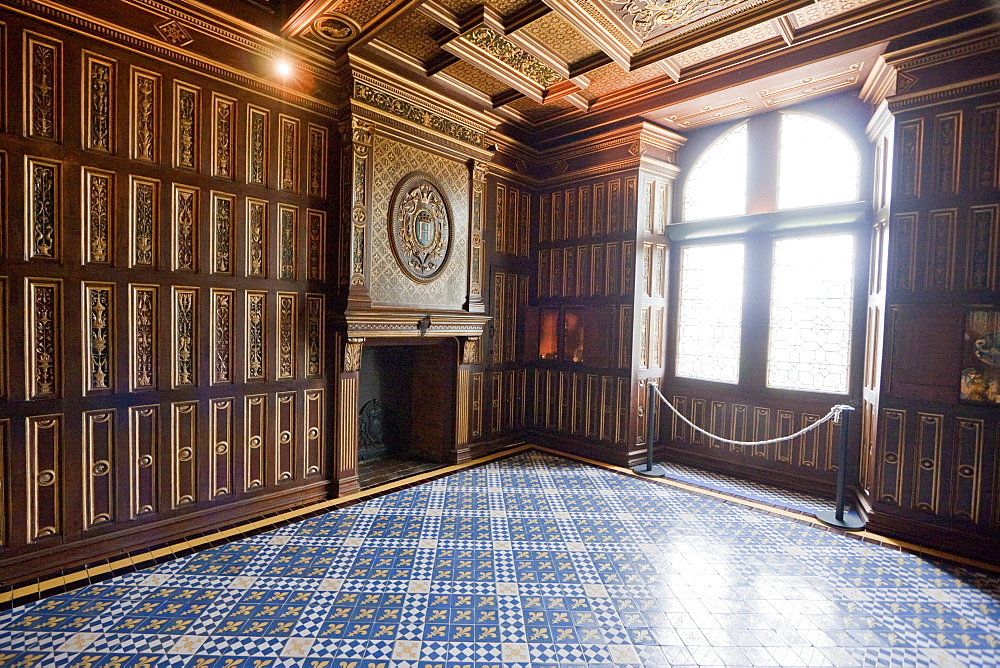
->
[[389, 173, 452, 283]]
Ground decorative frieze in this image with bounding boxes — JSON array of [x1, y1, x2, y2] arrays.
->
[[25, 157, 60, 261], [83, 282, 114, 393], [245, 291, 266, 381], [130, 176, 159, 268], [212, 192, 235, 274], [26, 278, 61, 399], [212, 93, 236, 179], [247, 105, 269, 186], [246, 199, 268, 277], [172, 287, 197, 388], [278, 204, 298, 280], [172, 185, 198, 271], [211, 289, 234, 384], [276, 292, 297, 380], [279, 114, 300, 192], [131, 67, 160, 162], [354, 82, 486, 148], [83, 168, 114, 264], [82, 52, 114, 152], [129, 285, 157, 391], [173, 81, 199, 169], [24, 32, 61, 141], [306, 294, 324, 378]]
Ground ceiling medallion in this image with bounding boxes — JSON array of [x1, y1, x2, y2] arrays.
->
[[389, 173, 452, 283], [311, 14, 358, 43]]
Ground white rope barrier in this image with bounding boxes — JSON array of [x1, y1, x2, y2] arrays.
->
[[651, 384, 853, 448]]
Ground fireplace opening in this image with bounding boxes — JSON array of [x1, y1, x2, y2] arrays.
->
[[356, 339, 455, 488]]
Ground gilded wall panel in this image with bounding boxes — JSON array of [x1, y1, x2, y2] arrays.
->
[[276, 292, 297, 380], [539, 194, 550, 243], [932, 111, 961, 196], [639, 306, 649, 369], [129, 285, 157, 391], [966, 204, 998, 290], [82, 168, 114, 265], [616, 377, 630, 445], [246, 198, 268, 277], [211, 289, 234, 384], [553, 191, 564, 241], [0, 420, 5, 546], [0, 279, 5, 400], [577, 246, 591, 297], [245, 291, 266, 381], [244, 394, 266, 490], [171, 401, 198, 507], [912, 413, 943, 514], [173, 81, 200, 170], [212, 93, 236, 179], [25, 157, 60, 261], [210, 398, 233, 499], [308, 123, 327, 198], [304, 389, 323, 477], [877, 408, 905, 505], [896, 119, 923, 199], [307, 209, 326, 281], [279, 114, 300, 192], [776, 410, 794, 462], [606, 242, 620, 295], [731, 404, 748, 444], [573, 372, 585, 435], [247, 105, 269, 186], [130, 67, 160, 162], [306, 294, 324, 379], [82, 52, 114, 152], [709, 401, 727, 450], [592, 244, 605, 296], [551, 250, 562, 297], [172, 287, 198, 388], [26, 278, 61, 400], [622, 242, 635, 296], [495, 183, 506, 253], [951, 418, 983, 523], [650, 306, 663, 368], [211, 192, 235, 274], [83, 282, 114, 393], [83, 409, 115, 530], [518, 192, 530, 257], [586, 374, 600, 438], [490, 372, 502, 434], [974, 104, 999, 190], [278, 204, 298, 280], [565, 189, 577, 244], [129, 405, 158, 516], [563, 247, 575, 297], [172, 185, 198, 272], [797, 414, 823, 469], [889, 212, 916, 291], [752, 407, 770, 458], [471, 372, 483, 438], [24, 32, 61, 142], [537, 250, 548, 298], [690, 399, 706, 447], [26, 414, 61, 542], [130, 176, 159, 268], [369, 136, 469, 309], [618, 305, 632, 369], [924, 209, 956, 291], [276, 391, 295, 483]]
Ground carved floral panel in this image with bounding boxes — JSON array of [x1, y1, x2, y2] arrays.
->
[[26, 279, 61, 399], [83, 52, 114, 152], [131, 67, 160, 162], [307, 209, 325, 281], [306, 293, 324, 378], [212, 192, 235, 274], [25, 157, 60, 260], [83, 282, 114, 393], [276, 292, 297, 380], [213, 93, 236, 179], [83, 168, 114, 264], [172, 185, 198, 272], [25, 33, 61, 141], [278, 204, 297, 280], [130, 176, 159, 267], [211, 289, 234, 384], [246, 198, 268, 277], [173, 81, 199, 169], [172, 287, 198, 388], [247, 105, 269, 186], [279, 114, 300, 192], [245, 291, 266, 381], [308, 123, 327, 198], [129, 284, 157, 391]]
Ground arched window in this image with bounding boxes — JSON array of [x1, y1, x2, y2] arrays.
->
[[682, 122, 748, 222], [777, 112, 860, 210]]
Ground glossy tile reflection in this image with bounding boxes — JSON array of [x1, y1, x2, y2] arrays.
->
[[1, 451, 999, 667]]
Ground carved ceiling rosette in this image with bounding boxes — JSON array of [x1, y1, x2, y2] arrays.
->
[[388, 173, 453, 283]]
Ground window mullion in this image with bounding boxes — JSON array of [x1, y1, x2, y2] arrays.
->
[[746, 114, 780, 215], [739, 235, 771, 389]]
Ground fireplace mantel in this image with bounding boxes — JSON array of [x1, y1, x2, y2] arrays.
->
[[339, 308, 491, 339]]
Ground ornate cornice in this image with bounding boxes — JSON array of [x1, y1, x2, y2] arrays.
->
[[887, 73, 1000, 112], [354, 81, 488, 148], [884, 24, 1000, 73]]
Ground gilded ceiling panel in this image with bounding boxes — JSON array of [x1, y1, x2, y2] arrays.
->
[[505, 96, 570, 122], [441, 61, 512, 97], [584, 61, 664, 98], [378, 12, 443, 62], [489, 0, 538, 18], [518, 13, 603, 65], [792, 0, 881, 28], [436, 0, 485, 17], [330, 0, 397, 28], [672, 21, 777, 67]]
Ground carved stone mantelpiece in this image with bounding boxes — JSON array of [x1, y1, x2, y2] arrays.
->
[[339, 308, 491, 340]]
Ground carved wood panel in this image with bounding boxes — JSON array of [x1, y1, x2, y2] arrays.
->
[[209, 398, 233, 499], [83, 409, 115, 530]]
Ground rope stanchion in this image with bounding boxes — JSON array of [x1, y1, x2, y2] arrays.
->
[[646, 385, 865, 531], [633, 383, 665, 477]]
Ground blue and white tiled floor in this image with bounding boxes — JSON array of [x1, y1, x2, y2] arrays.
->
[[2, 450, 1000, 667]]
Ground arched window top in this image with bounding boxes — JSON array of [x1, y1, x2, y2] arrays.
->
[[777, 112, 860, 210], [682, 121, 748, 222]]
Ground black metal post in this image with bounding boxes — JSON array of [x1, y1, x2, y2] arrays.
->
[[633, 382, 665, 477], [816, 406, 865, 530]]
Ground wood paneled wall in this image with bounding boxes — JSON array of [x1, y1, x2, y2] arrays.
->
[[0, 11, 337, 583]]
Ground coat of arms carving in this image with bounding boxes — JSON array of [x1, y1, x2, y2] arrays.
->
[[389, 173, 452, 282]]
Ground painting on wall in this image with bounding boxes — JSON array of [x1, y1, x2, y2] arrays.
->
[[960, 309, 1000, 404]]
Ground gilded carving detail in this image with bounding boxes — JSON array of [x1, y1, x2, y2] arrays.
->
[[175, 84, 198, 169], [279, 205, 297, 280], [280, 115, 299, 192], [28, 38, 59, 140], [213, 290, 233, 384], [86, 56, 113, 152], [85, 285, 113, 391], [308, 124, 327, 198], [308, 210, 325, 281], [213, 193, 234, 274], [27, 159, 59, 260], [306, 294, 323, 378], [28, 281, 59, 399], [247, 199, 267, 276], [131, 178, 157, 267], [131, 286, 157, 390], [246, 292, 266, 380], [343, 337, 363, 373], [214, 96, 234, 178], [463, 338, 481, 365], [354, 83, 486, 148], [174, 289, 197, 387], [84, 169, 112, 264], [389, 174, 452, 282], [133, 70, 158, 161], [462, 26, 562, 88], [248, 106, 268, 186], [277, 293, 296, 379], [173, 186, 197, 271]]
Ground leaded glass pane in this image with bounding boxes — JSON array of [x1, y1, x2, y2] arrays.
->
[[683, 122, 748, 222], [676, 244, 744, 383], [777, 113, 860, 210], [767, 235, 854, 393]]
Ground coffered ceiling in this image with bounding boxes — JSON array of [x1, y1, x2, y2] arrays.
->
[[269, 0, 982, 137]]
